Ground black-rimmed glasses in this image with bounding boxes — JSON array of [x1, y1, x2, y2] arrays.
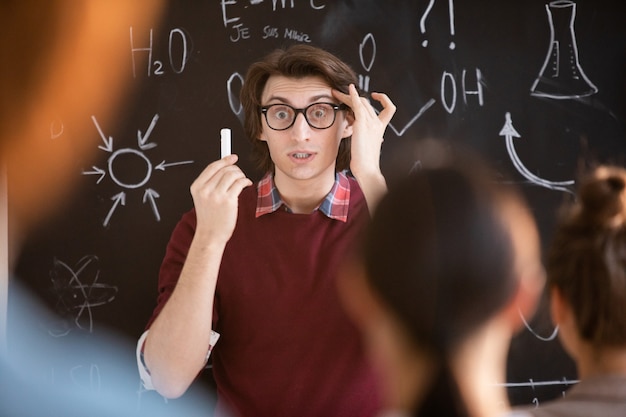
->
[[260, 102, 348, 131]]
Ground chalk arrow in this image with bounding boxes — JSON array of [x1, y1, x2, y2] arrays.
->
[[137, 114, 159, 150], [92, 115, 113, 152], [385, 98, 436, 136], [82, 166, 106, 184], [143, 188, 161, 222], [500, 112, 574, 193], [155, 160, 194, 171], [103, 192, 126, 227]]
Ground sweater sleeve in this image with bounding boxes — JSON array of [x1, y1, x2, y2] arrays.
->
[[137, 208, 222, 390], [144, 209, 197, 330]]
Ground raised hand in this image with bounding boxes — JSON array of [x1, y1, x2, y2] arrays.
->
[[333, 84, 396, 210], [333, 84, 395, 178]]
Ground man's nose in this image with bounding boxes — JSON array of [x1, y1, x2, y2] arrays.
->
[[290, 112, 311, 140]]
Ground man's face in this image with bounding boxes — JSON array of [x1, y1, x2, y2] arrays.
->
[[258, 75, 352, 190]]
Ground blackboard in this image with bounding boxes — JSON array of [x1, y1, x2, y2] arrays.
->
[[12, 0, 626, 409]]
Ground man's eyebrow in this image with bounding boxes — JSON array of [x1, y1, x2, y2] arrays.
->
[[264, 94, 335, 104]]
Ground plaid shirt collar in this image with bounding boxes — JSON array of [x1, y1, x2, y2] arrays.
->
[[255, 171, 351, 222]]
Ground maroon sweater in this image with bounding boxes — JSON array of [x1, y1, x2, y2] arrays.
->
[[148, 177, 381, 417]]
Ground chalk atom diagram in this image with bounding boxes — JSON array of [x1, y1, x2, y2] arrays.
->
[[83, 114, 194, 227], [48, 255, 117, 337]]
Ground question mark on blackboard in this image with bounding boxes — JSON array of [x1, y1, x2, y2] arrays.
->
[[420, 0, 456, 50]]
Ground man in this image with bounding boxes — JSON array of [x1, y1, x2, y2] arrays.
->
[[140, 44, 396, 417]]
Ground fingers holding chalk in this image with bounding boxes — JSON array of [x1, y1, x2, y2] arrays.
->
[[220, 128, 232, 158]]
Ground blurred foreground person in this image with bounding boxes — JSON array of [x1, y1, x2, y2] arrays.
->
[[339, 140, 546, 417], [1, 0, 159, 253], [0, 1, 215, 416]]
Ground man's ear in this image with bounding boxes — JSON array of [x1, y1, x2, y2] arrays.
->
[[342, 110, 354, 138], [342, 124, 353, 140]]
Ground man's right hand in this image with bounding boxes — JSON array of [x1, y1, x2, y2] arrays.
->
[[190, 154, 252, 244]]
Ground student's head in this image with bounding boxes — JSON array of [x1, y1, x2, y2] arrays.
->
[[547, 165, 626, 355], [240, 44, 358, 173], [340, 140, 544, 415]]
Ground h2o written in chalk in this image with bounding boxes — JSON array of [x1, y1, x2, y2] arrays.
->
[[130, 26, 190, 78]]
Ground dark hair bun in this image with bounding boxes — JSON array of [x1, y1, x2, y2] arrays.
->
[[579, 167, 626, 226]]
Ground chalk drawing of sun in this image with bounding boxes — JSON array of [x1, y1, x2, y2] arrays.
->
[[83, 114, 193, 227]]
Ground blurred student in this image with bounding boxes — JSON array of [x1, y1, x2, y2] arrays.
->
[[0, 2, 215, 416], [518, 165, 626, 417], [339, 139, 546, 417]]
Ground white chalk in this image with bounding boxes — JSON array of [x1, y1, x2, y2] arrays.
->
[[220, 128, 231, 158]]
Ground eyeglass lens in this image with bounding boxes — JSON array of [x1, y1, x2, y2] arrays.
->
[[263, 103, 340, 130]]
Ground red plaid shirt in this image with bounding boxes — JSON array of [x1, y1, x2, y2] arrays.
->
[[255, 171, 352, 222]]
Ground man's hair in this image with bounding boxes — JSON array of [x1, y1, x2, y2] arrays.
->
[[240, 44, 358, 173]]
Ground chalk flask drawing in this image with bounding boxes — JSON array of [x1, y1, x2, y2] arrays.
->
[[530, 0, 598, 99]]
